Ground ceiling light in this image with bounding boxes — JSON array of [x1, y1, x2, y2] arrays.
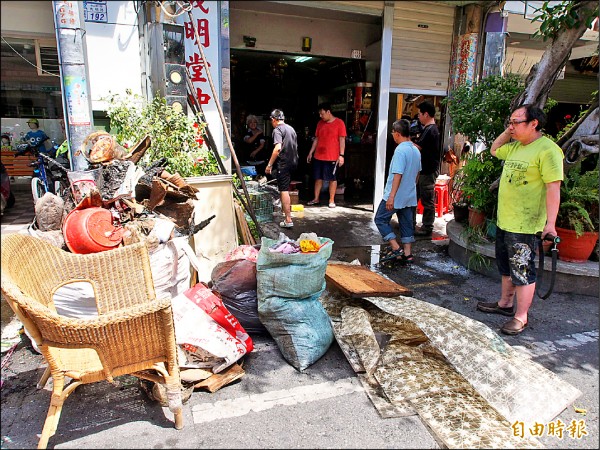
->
[[295, 56, 312, 63]]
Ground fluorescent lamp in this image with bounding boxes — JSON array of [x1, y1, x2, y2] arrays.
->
[[295, 56, 312, 63]]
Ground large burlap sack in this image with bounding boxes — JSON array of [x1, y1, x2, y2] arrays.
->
[[256, 236, 334, 371]]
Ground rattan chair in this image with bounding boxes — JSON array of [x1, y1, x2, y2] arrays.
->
[[0, 233, 184, 449]]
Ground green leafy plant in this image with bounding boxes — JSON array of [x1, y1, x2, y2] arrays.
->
[[557, 164, 599, 236], [467, 250, 491, 272], [554, 107, 588, 142], [459, 217, 492, 272], [459, 150, 503, 216], [443, 74, 525, 150], [443, 74, 525, 217], [104, 90, 222, 177], [531, 1, 599, 41]]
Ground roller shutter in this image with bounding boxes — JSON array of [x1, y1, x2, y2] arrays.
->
[[549, 74, 598, 104], [274, 1, 384, 16], [391, 1, 455, 93]]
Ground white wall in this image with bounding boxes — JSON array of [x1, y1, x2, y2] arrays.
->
[[0, 1, 55, 37], [84, 1, 142, 110], [229, 8, 381, 60], [1, 1, 142, 112]]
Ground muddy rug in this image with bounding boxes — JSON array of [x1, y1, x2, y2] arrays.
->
[[320, 291, 581, 449]]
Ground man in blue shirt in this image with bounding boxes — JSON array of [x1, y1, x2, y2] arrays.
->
[[24, 119, 50, 153], [374, 118, 421, 265]]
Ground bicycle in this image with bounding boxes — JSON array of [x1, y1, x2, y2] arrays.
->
[[15, 142, 70, 204]]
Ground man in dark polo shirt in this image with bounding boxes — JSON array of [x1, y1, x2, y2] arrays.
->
[[413, 101, 442, 236]]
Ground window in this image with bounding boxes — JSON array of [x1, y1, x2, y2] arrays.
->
[[35, 40, 60, 77]]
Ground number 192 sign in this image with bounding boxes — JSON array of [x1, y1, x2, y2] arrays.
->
[[84, 1, 108, 23]]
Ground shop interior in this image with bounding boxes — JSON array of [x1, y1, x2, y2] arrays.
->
[[230, 49, 378, 203], [384, 94, 448, 176]]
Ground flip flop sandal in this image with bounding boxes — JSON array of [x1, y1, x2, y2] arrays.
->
[[501, 318, 527, 335], [398, 254, 414, 266], [378, 248, 403, 264], [307, 200, 320, 206]]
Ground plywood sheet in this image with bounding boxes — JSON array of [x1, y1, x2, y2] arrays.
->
[[325, 263, 412, 297]]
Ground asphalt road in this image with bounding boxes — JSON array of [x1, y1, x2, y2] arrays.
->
[[1, 190, 598, 449]]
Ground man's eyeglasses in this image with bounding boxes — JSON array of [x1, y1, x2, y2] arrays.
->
[[505, 119, 530, 127]]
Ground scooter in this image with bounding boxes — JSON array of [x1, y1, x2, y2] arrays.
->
[[0, 161, 15, 214]]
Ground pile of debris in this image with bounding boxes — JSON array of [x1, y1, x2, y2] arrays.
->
[[21, 130, 336, 397], [32, 132, 214, 251], [25, 131, 256, 394]]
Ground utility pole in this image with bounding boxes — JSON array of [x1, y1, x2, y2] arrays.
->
[[53, 0, 94, 171]]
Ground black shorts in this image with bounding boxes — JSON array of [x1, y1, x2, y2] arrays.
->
[[312, 158, 338, 182], [495, 227, 538, 285], [272, 164, 296, 192]]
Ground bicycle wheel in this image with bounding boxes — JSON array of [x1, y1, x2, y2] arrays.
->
[[31, 177, 45, 204]]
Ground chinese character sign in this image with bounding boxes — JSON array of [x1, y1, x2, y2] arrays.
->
[[179, 1, 225, 161], [54, 1, 81, 28]]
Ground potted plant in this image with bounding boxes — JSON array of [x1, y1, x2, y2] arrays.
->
[[450, 166, 469, 223], [459, 150, 503, 228], [104, 90, 222, 178], [556, 165, 599, 262], [443, 74, 524, 228], [105, 91, 239, 281]]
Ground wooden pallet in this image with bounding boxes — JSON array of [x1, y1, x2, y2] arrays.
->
[[1, 150, 35, 177], [325, 263, 413, 298]]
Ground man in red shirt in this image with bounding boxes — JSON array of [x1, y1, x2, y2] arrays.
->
[[306, 102, 347, 208]]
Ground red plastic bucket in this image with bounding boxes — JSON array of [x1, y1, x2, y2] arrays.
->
[[63, 207, 124, 254]]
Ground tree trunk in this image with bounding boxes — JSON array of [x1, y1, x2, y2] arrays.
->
[[510, 1, 598, 111]]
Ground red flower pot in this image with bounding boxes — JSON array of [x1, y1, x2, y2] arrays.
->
[[556, 227, 599, 263], [468, 207, 486, 229]]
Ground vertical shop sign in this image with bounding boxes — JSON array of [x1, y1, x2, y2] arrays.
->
[[179, 1, 224, 156]]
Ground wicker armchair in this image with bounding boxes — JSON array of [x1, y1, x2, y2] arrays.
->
[[0, 234, 184, 449]]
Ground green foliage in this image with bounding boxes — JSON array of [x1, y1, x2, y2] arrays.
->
[[467, 250, 491, 272], [557, 164, 599, 236], [442, 74, 524, 150], [104, 90, 222, 177], [532, 1, 599, 41], [459, 150, 503, 216], [246, 216, 260, 242]]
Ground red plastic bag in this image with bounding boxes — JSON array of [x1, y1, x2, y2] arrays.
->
[[181, 283, 254, 353]]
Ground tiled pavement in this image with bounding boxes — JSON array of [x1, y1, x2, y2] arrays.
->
[[1, 180, 35, 235]]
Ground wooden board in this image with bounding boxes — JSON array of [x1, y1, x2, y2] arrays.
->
[[325, 263, 412, 298], [195, 363, 245, 393]]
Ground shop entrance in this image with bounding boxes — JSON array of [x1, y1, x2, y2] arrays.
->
[[230, 49, 378, 204]]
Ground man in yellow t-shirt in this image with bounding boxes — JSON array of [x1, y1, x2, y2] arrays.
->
[[476, 105, 563, 335]]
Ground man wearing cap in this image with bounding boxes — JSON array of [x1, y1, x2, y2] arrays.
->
[[24, 119, 50, 154], [265, 109, 299, 228]]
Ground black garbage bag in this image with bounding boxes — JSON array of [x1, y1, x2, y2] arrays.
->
[[210, 258, 268, 335]]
